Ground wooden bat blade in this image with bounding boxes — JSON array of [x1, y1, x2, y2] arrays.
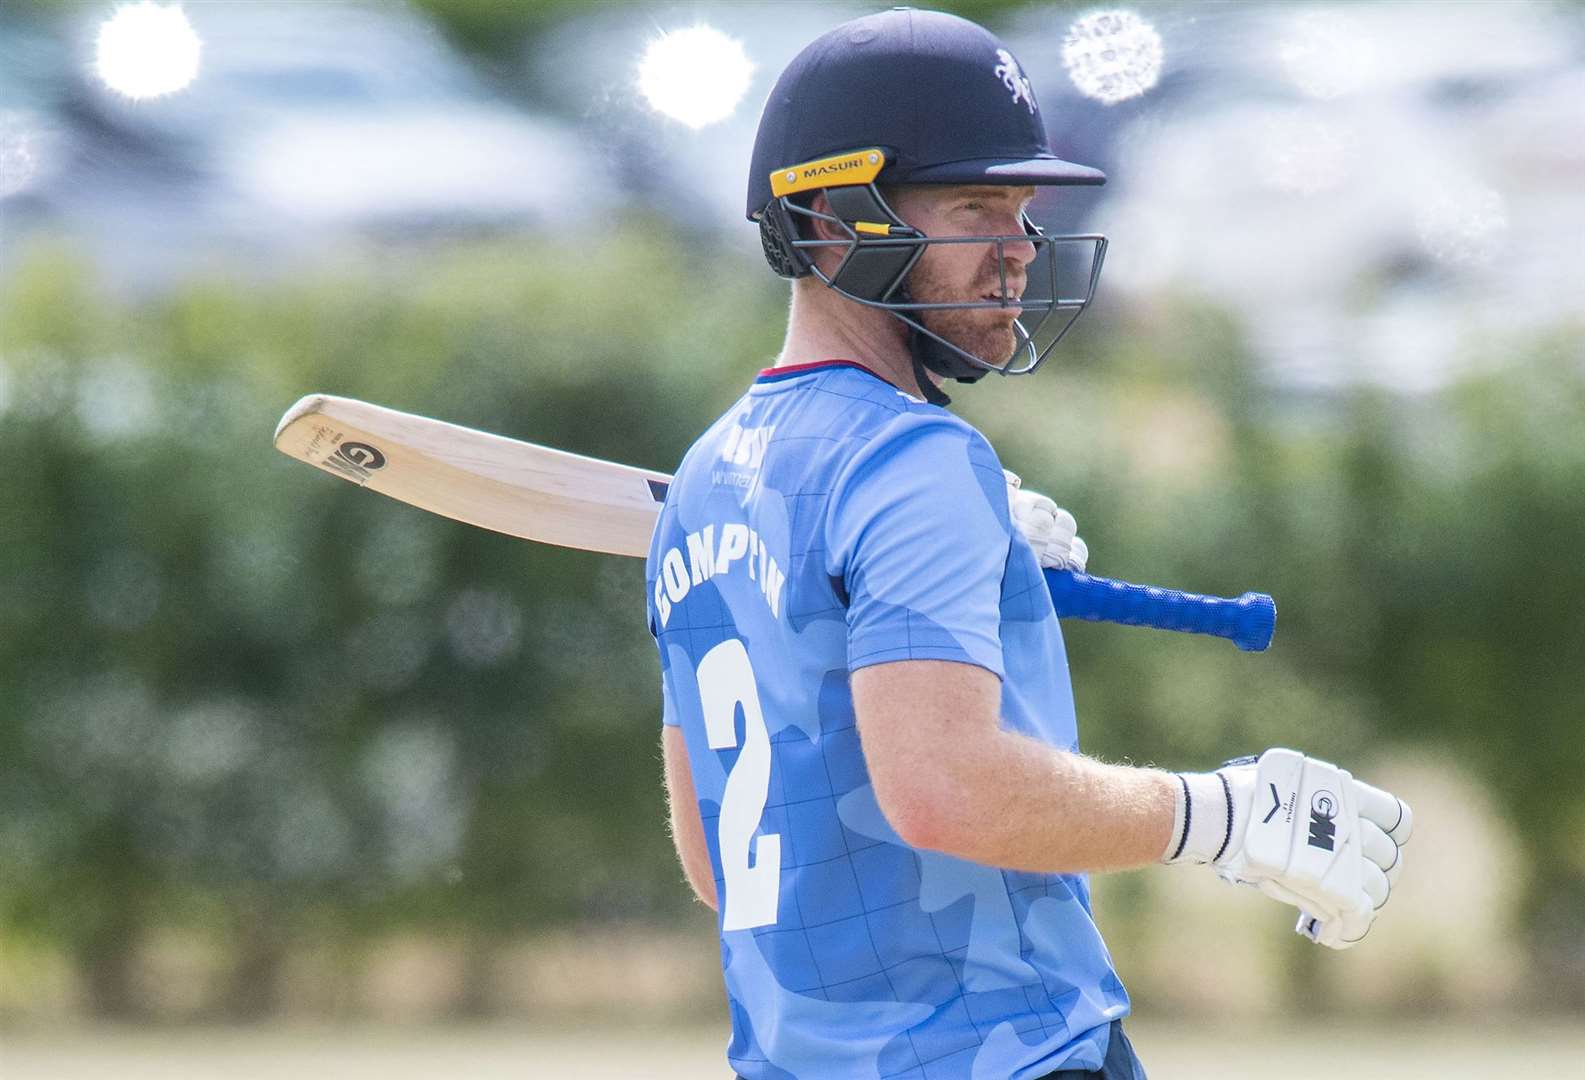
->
[[273, 394, 669, 557]]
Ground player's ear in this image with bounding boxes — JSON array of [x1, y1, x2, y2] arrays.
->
[[796, 192, 853, 280], [805, 192, 845, 242]]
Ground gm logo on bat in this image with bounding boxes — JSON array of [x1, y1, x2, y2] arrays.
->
[[325, 440, 387, 483]]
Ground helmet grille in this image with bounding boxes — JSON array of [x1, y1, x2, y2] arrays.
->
[[758, 203, 807, 279]]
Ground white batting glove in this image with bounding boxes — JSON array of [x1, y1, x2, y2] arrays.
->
[[1162, 748, 1413, 950], [1004, 469, 1088, 573]]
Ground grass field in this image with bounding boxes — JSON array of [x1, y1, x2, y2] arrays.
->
[[3, 1020, 1581, 1078]]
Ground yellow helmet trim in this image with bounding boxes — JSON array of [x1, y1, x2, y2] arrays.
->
[[770, 148, 886, 198]]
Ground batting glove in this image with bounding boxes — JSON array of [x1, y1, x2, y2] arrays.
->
[[1004, 470, 1088, 573], [1162, 748, 1412, 950]]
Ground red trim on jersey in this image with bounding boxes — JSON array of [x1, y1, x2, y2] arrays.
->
[[755, 359, 883, 382]]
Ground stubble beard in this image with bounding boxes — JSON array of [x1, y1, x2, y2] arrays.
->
[[906, 256, 1021, 367]]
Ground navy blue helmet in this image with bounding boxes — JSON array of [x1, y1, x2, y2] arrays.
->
[[748, 7, 1108, 402]]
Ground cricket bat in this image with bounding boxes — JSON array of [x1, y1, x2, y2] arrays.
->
[[274, 394, 1275, 651], [274, 393, 671, 558]]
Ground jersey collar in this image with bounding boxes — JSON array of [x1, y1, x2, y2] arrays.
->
[[755, 359, 889, 384]]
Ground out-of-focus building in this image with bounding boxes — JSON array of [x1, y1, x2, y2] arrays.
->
[[1020, 3, 1585, 391], [3, 0, 1580, 385], [0, 1, 610, 291]]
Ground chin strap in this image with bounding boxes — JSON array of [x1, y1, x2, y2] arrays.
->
[[896, 282, 992, 409], [908, 329, 954, 407]]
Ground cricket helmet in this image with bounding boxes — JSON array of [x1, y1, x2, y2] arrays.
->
[[748, 7, 1108, 403]]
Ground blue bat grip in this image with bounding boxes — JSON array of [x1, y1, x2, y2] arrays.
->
[[1043, 568, 1276, 652]]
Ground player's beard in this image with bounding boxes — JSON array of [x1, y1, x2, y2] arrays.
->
[[905, 250, 1023, 366]]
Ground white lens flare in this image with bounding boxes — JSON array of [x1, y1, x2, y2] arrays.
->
[[1415, 184, 1509, 267], [637, 24, 753, 129], [94, 2, 201, 101], [1062, 10, 1164, 106]]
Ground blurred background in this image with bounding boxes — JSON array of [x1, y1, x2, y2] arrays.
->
[[1, 0, 1582, 1075]]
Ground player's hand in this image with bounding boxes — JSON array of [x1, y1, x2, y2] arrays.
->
[[1162, 748, 1412, 950], [1004, 470, 1088, 573]]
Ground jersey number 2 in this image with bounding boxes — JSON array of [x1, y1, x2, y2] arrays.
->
[[698, 639, 781, 931]]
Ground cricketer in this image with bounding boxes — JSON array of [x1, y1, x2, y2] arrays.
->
[[644, 10, 1413, 1078]]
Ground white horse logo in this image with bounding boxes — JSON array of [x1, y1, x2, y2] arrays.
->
[[994, 49, 1037, 114]]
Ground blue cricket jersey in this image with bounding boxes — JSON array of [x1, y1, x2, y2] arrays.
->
[[645, 360, 1128, 1079]]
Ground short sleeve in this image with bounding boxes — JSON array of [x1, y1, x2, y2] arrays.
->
[[823, 413, 1010, 678], [658, 643, 681, 728]]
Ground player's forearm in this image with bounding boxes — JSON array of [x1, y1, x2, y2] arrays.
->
[[661, 727, 719, 911], [902, 732, 1177, 874], [677, 848, 719, 912], [666, 808, 719, 911]]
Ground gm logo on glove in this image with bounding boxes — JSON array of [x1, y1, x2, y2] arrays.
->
[[1308, 790, 1338, 852]]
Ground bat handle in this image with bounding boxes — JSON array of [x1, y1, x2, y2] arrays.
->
[[1043, 568, 1276, 652]]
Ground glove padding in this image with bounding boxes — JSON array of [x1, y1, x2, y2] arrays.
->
[[1004, 470, 1088, 573], [1164, 748, 1412, 950]]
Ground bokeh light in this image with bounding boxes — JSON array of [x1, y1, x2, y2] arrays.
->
[[94, 1, 202, 100], [164, 700, 261, 784], [445, 588, 524, 669], [362, 723, 465, 881], [1416, 183, 1509, 266], [1062, 10, 1164, 105], [270, 782, 353, 881], [0, 110, 42, 198], [636, 24, 754, 129], [1255, 115, 1355, 196], [73, 357, 158, 441], [1277, 9, 1380, 100], [355, 518, 443, 608]]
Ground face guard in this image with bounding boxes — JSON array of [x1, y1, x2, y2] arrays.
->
[[758, 148, 1107, 402]]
